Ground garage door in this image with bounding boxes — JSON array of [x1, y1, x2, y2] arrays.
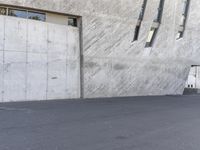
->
[[0, 15, 80, 102]]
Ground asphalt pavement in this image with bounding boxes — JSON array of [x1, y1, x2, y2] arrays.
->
[[0, 95, 200, 150]]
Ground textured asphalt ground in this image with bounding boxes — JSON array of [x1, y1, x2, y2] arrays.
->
[[0, 95, 200, 150]]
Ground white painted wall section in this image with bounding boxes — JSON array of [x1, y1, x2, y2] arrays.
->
[[186, 66, 200, 89]]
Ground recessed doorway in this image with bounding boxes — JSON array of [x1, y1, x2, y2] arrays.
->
[[184, 65, 200, 95]]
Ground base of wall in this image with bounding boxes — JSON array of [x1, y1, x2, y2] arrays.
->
[[183, 88, 200, 95]]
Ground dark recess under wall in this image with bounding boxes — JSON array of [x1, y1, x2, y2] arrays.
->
[[183, 88, 200, 95]]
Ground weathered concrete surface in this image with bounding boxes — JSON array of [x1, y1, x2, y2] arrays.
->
[[0, 0, 199, 98], [0, 15, 80, 102], [0, 96, 200, 150]]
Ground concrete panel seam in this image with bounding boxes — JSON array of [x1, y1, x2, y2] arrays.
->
[[46, 24, 49, 100], [2, 16, 5, 102], [79, 17, 84, 98], [25, 19, 28, 101]]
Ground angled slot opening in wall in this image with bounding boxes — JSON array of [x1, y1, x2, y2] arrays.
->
[[176, 0, 190, 40], [154, 0, 165, 23], [133, 21, 141, 41], [133, 0, 147, 42], [145, 0, 165, 47], [145, 22, 159, 47], [145, 26, 158, 47], [184, 65, 200, 95]]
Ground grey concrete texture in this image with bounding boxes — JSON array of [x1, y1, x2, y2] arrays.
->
[[0, 0, 199, 98], [0, 95, 200, 150], [0, 16, 80, 102]]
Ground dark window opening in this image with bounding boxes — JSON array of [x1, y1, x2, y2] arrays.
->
[[154, 0, 165, 23], [68, 17, 78, 27], [133, 0, 148, 42], [145, 0, 165, 47], [138, 0, 148, 20], [0, 7, 7, 15], [133, 24, 141, 41], [176, 0, 190, 39], [8, 8, 27, 19], [28, 11, 45, 21]]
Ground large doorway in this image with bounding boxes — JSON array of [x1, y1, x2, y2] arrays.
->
[[184, 65, 200, 95], [0, 15, 81, 102]]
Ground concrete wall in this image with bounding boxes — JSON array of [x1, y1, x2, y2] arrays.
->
[[46, 13, 68, 26], [0, 15, 80, 102], [0, 0, 200, 99]]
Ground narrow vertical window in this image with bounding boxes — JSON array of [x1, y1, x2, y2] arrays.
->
[[133, 0, 147, 41], [145, 0, 165, 47], [145, 22, 159, 47], [154, 0, 165, 23], [176, 0, 190, 39]]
